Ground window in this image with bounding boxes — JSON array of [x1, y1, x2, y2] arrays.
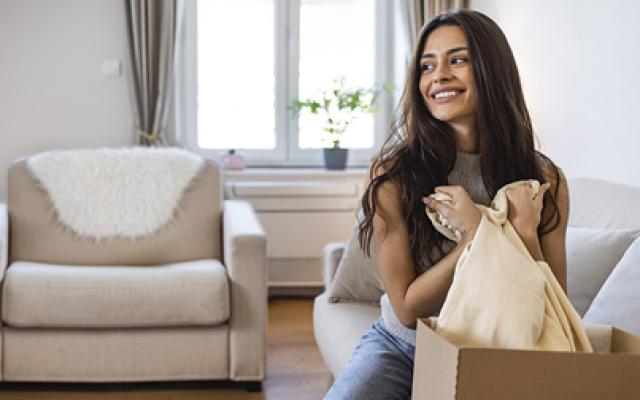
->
[[178, 0, 393, 166], [196, 0, 276, 150]]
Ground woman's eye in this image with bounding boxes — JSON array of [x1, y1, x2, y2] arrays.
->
[[420, 63, 435, 73], [451, 56, 468, 65]]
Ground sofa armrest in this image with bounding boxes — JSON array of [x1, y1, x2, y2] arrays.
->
[[322, 242, 345, 288], [0, 203, 8, 281], [223, 200, 267, 381]]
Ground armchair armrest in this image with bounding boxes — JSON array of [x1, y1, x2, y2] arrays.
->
[[322, 242, 345, 288], [0, 203, 8, 281], [223, 200, 267, 381]]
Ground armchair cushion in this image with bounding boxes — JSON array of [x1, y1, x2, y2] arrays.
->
[[2, 259, 229, 328]]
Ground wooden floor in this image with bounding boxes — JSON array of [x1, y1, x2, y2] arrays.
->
[[0, 299, 333, 400]]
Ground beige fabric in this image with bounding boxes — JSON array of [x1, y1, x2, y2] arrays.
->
[[8, 159, 222, 265], [223, 200, 267, 381], [583, 323, 613, 354], [2, 325, 228, 382], [427, 192, 464, 241], [313, 293, 380, 378], [431, 180, 593, 352], [3, 259, 229, 328]]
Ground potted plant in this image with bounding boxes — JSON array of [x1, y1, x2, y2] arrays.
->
[[290, 77, 388, 170]]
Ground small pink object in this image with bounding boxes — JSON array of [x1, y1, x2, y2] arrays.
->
[[220, 149, 246, 170]]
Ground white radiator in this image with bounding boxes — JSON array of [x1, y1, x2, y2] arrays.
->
[[224, 169, 366, 289]]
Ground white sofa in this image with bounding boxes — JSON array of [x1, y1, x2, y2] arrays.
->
[[314, 178, 640, 378], [0, 153, 267, 389]]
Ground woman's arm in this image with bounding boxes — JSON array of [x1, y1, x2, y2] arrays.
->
[[506, 170, 570, 292], [374, 181, 478, 328], [539, 170, 570, 292]]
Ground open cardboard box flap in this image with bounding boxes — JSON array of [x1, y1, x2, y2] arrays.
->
[[413, 317, 640, 400]]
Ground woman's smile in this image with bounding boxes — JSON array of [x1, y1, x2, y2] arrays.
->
[[430, 86, 467, 104]]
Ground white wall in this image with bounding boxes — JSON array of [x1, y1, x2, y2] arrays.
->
[[2, 0, 638, 202], [471, 0, 640, 186], [0, 0, 134, 201]]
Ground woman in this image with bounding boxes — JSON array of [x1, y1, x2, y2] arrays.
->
[[324, 10, 568, 400]]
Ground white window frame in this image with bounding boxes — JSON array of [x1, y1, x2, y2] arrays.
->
[[175, 0, 394, 167]]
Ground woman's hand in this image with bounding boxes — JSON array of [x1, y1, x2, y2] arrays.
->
[[505, 182, 551, 238], [423, 186, 481, 242]]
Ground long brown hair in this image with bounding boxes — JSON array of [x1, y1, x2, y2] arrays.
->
[[358, 10, 561, 272]]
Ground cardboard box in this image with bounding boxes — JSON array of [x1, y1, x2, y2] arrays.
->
[[413, 318, 640, 400]]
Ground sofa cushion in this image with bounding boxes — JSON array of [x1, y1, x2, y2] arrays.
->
[[566, 227, 639, 316], [325, 223, 383, 304], [313, 293, 380, 378], [583, 238, 640, 335], [2, 259, 229, 328]]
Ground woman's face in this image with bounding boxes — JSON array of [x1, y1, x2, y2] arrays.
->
[[418, 25, 477, 128]]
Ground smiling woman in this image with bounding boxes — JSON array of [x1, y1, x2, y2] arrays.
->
[[324, 9, 567, 400]]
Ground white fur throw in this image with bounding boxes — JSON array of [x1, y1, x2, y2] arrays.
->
[[27, 147, 204, 240]]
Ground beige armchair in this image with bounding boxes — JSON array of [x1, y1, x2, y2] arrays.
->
[[0, 153, 266, 390]]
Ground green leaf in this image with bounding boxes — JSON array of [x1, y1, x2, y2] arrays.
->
[[288, 76, 394, 147]]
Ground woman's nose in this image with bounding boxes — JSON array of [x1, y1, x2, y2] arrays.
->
[[432, 64, 453, 84], [433, 75, 452, 84]]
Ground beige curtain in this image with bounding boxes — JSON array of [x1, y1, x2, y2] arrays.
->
[[125, 0, 178, 146], [400, 0, 469, 52]]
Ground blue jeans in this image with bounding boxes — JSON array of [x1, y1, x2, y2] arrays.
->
[[324, 319, 415, 400]]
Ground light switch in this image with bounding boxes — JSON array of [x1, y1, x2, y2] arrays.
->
[[102, 60, 122, 78]]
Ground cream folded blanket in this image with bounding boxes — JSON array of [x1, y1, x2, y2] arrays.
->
[[428, 180, 593, 352]]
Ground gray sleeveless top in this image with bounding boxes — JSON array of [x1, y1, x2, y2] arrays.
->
[[380, 151, 492, 346]]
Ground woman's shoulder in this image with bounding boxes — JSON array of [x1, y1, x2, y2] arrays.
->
[[536, 152, 566, 186], [364, 157, 406, 220], [365, 155, 400, 190], [535, 152, 568, 214]]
